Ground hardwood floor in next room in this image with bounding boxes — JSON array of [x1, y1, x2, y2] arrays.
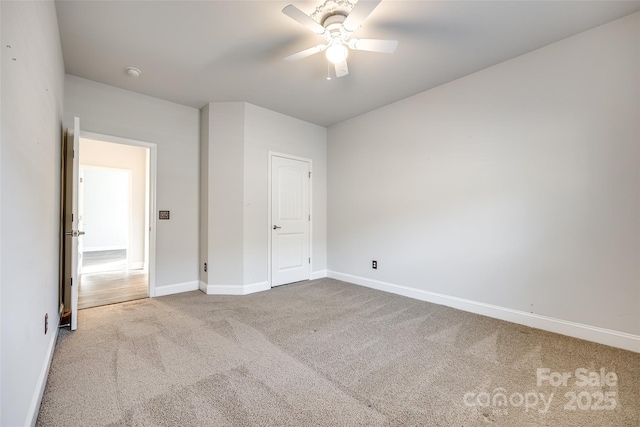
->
[[79, 250, 148, 309]]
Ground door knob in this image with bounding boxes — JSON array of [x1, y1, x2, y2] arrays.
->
[[273, 225, 282, 230]]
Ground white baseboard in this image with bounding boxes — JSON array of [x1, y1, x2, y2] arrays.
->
[[203, 281, 270, 296], [199, 280, 208, 293], [82, 245, 127, 252], [129, 261, 144, 270], [328, 271, 640, 353], [245, 281, 270, 294], [204, 284, 244, 295], [26, 316, 59, 427], [310, 270, 328, 280], [154, 280, 199, 297]]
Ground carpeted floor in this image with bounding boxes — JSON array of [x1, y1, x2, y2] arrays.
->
[[37, 278, 639, 426]]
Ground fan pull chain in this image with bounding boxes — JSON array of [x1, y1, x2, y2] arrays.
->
[[326, 61, 332, 80]]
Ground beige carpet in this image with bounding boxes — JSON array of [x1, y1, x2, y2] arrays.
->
[[37, 278, 639, 426]]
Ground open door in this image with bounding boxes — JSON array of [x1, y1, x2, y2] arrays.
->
[[62, 117, 83, 330]]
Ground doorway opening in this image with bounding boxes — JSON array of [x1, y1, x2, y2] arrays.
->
[[77, 137, 151, 309]]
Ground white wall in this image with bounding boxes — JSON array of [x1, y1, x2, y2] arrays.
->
[[81, 168, 129, 251], [201, 102, 327, 293], [80, 138, 148, 268], [64, 75, 200, 291], [244, 103, 327, 283], [0, 1, 65, 425], [199, 104, 209, 286], [0, 0, 3, 417], [205, 102, 246, 287], [328, 13, 640, 348]]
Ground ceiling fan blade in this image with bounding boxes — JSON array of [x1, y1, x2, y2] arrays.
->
[[282, 5, 326, 35], [348, 38, 398, 53], [335, 60, 349, 78], [343, 0, 382, 32], [284, 44, 328, 61]]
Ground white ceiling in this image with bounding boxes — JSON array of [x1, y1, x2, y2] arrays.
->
[[55, 1, 640, 127]]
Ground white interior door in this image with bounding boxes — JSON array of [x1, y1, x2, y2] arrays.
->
[[271, 155, 311, 286], [78, 168, 84, 272], [63, 117, 82, 330]]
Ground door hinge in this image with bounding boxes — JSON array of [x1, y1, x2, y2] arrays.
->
[[70, 277, 73, 287], [309, 257, 311, 264], [308, 171, 311, 178], [308, 214, 311, 221]]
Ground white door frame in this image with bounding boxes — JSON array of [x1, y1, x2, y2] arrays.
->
[[80, 131, 158, 297], [268, 151, 313, 288]]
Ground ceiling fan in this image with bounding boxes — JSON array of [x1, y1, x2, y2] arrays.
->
[[282, 0, 398, 78]]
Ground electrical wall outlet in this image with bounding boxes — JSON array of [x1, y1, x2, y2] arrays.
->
[[204, 262, 207, 272], [372, 260, 377, 269]]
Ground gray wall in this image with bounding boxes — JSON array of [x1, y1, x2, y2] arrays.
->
[[64, 75, 200, 291], [201, 102, 327, 290], [328, 13, 640, 337], [1, 1, 65, 425]]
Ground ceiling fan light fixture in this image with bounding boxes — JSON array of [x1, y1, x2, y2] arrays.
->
[[282, 0, 395, 78], [325, 44, 348, 64]]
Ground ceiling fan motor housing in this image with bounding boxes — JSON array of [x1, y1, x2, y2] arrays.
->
[[322, 13, 350, 46], [311, 0, 356, 22], [321, 12, 347, 27]]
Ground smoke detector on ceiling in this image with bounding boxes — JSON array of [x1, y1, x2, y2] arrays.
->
[[125, 67, 141, 78]]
